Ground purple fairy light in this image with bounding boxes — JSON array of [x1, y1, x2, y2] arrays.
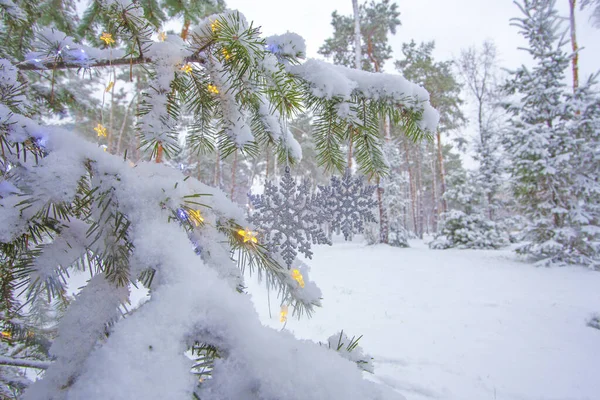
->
[[176, 208, 189, 222]]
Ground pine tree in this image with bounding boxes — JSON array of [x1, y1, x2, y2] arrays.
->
[[504, 0, 600, 267], [395, 41, 464, 218], [0, 1, 439, 398], [318, 0, 400, 72]]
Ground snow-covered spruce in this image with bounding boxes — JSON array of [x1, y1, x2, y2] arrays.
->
[[430, 210, 509, 250], [430, 169, 509, 250], [503, 0, 600, 267]]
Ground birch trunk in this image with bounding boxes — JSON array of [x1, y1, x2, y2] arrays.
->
[[569, 0, 579, 92], [352, 0, 361, 70]]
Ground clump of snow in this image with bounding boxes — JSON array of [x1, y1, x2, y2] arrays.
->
[[325, 331, 374, 373], [265, 32, 306, 60], [24, 274, 129, 400]]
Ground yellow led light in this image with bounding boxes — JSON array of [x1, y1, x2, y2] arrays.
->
[[100, 32, 115, 46], [105, 81, 114, 92], [237, 227, 258, 244], [222, 48, 231, 60], [0, 331, 11, 339], [180, 63, 193, 74], [188, 209, 204, 226], [158, 31, 167, 42], [94, 124, 107, 138], [291, 269, 305, 288], [207, 84, 219, 94], [280, 305, 288, 323], [211, 20, 221, 32]]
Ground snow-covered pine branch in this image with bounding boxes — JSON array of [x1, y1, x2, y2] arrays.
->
[[0, 1, 442, 398]]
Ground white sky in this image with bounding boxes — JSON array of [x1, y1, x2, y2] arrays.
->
[[227, 0, 599, 77]]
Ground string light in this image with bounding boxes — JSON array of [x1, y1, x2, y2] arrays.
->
[[291, 269, 305, 288], [180, 63, 193, 74], [188, 209, 204, 226], [222, 48, 231, 60], [211, 20, 221, 32], [94, 124, 107, 137], [158, 31, 167, 42], [0, 331, 11, 339], [105, 81, 114, 92], [280, 305, 288, 323], [100, 32, 115, 46], [207, 84, 219, 94], [237, 227, 258, 244]]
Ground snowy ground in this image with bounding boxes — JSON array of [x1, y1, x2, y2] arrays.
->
[[247, 239, 600, 400]]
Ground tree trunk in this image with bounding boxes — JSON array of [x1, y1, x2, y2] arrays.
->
[[377, 176, 388, 244], [197, 156, 202, 182], [156, 142, 163, 163], [569, 0, 579, 92], [430, 142, 438, 232], [415, 145, 424, 239], [436, 130, 447, 213], [347, 129, 354, 168], [403, 139, 418, 235], [181, 19, 191, 41], [231, 150, 238, 200], [108, 71, 116, 153], [115, 98, 131, 156], [352, 0, 361, 70], [349, 0, 361, 168], [214, 149, 220, 187], [265, 145, 270, 180]]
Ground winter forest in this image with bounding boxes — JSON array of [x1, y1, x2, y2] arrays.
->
[[1, 0, 599, 399]]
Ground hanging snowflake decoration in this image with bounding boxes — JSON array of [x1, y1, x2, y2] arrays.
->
[[317, 168, 378, 240], [248, 167, 331, 268]]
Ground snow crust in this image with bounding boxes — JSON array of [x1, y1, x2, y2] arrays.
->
[[249, 240, 600, 400]]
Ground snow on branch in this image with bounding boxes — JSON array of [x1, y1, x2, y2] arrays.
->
[[288, 59, 440, 133], [0, 355, 50, 370]]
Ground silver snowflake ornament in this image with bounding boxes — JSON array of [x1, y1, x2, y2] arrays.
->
[[248, 167, 331, 268], [317, 168, 378, 240]]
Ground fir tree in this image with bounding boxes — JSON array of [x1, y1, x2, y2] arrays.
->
[[430, 169, 509, 250], [504, 0, 600, 267]]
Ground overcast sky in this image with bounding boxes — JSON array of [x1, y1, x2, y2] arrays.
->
[[227, 0, 599, 78]]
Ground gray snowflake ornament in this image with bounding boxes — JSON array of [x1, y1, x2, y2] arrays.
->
[[317, 168, 378, 240], [248, 167, 331, 268]]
